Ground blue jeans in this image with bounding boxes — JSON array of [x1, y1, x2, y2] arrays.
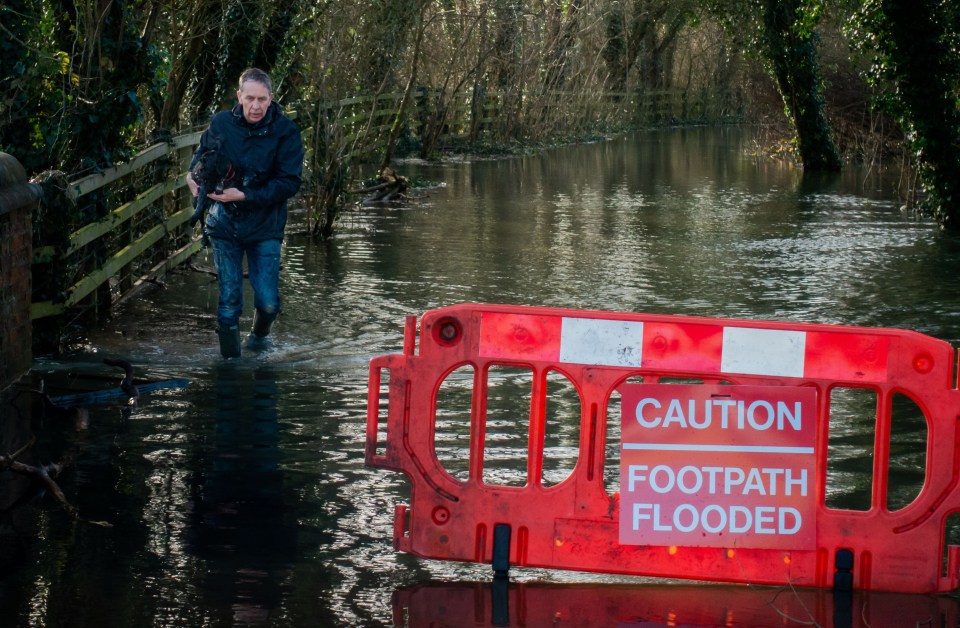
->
[[211, 238, 282, 328]]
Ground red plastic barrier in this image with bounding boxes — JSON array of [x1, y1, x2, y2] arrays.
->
[[366, 304, 960, 593]]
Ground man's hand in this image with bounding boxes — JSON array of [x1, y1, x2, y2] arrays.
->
[[207, 187, 246, 203], [186, 172, 199, 198]]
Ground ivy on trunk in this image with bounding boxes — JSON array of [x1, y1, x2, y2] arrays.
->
[[761, 0, 841, 171], [855, 0, 960, 229]]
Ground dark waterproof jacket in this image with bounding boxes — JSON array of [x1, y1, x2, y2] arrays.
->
[[190, 101, 303, 243]]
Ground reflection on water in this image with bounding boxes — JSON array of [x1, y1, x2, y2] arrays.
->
[[186, 365, 294, 625], [4, 127, 960, 626], [393, 580, 958, 627]]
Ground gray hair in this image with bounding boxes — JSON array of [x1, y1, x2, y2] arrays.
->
[[238, 68, 273, 94]]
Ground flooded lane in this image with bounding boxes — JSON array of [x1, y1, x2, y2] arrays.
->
[[4, 127, 960, 626]]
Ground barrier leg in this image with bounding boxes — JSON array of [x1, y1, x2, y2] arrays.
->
[[834, 549, 854, 591], [493, 523, 511, 580]]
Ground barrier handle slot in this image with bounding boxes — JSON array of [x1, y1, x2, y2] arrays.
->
[[366, 360, 388, 464]]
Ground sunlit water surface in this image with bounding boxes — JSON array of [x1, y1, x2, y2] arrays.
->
[[5, 127, 960, 626]]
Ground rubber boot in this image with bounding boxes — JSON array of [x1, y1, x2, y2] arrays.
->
[[217, 325, 241, 358], [245, 309, 277, 351]]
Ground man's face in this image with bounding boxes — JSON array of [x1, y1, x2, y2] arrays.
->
[[237, 80, 272, 124]]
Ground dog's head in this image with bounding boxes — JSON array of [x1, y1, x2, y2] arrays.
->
[[192, 139, 235, 192]]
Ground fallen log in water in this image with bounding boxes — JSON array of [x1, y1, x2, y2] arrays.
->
[[350, 167, 410, 203], [0, 438, 111, 527]]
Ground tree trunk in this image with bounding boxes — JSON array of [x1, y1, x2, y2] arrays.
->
[[603, 3, 628, 92], [158, 0, 223, 130], [873, 0, 960, 229], [492, 0, 523, 138], [381, 1, 427, 168], [357, 0, 421, 93], [762, 0, 842, 172]]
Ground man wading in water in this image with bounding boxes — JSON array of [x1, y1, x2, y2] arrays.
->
[[186, 68, 304, 358]]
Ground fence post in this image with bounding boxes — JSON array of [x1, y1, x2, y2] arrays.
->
[[0, 153, 42, 389]]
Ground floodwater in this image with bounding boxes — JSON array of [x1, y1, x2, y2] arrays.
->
[[4, 127, 960, 626]]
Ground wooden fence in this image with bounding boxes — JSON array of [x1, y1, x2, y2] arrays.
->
[[28, 87, 740, 343], [31, 132, 201, 323]]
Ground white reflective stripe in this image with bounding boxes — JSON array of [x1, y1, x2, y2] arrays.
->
[[559, 318, 644, 367], [721, 327, 806, 377]]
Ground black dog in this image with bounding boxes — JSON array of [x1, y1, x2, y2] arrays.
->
[[189, 139, 235, 245]]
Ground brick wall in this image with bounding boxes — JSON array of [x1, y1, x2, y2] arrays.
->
[[0, 156, 34, 390]]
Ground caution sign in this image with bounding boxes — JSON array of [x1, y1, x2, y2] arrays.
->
[[619, 384, 817, 550]]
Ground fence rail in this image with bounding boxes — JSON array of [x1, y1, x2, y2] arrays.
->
[[31, 133, 200, 323], [28, 87, 739, 342]]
